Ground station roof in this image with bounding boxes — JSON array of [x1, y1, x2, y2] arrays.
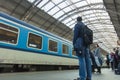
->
[[103, 0, 120, 40], [27, 0, 118, 53], [0, 0, 118, 54]]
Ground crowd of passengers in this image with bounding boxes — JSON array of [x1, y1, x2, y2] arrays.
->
[[106, 47, 120, 71], [89, 45, 120, 74]]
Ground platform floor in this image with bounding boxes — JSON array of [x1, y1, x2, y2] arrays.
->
[[0, 68, 119, 80]]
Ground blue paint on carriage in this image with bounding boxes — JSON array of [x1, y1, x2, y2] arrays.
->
[[0, 12, 77, 59], [0, 12, 72, 43]]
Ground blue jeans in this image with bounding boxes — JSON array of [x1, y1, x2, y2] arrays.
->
[[76, 47, 92, 80]]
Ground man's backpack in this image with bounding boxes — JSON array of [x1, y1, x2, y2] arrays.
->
[[83, 25, 93, 46]]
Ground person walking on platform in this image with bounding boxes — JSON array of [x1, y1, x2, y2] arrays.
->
[[110, 52, 114, 70], [89, 51, 96, 73], [106, 54, 110, 68], [73, 17, 92, 80], [114, 47, 120, 69], [93, 44, 103, 74]]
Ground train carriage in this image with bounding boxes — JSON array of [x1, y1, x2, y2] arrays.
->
[[0, 12, 78, 72]]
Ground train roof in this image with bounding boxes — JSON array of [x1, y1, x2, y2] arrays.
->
[[0, 12, 72, 44]]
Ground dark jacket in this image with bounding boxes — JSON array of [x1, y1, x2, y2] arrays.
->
[[73, 21, 85, 45]]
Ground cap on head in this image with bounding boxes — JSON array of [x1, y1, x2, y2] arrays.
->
[[77, 17, 82, 21]]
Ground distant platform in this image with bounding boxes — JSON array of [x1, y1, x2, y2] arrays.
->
[[0, 69, 119, 80]]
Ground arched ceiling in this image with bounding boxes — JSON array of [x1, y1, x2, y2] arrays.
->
[[27, 0, 118, 53], [0, 0, 118, 54]]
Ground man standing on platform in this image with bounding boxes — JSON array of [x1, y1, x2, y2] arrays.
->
[[73, 17, 92, 80]]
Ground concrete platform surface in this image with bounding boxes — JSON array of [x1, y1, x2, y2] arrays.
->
[[0, 69, 119, 80]]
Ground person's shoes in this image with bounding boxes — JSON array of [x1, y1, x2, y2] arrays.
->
[[86, 78, 90, 80], [74, 77, 80, 80], [76, 77, 80, 80], [96, 71, 101, 74], [74, 77, 91, 80]]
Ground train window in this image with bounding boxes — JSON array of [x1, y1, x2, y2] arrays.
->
[[49, 40, 58, 52], [0, 23, 18, 44], [28, 33, 42, 49], [62, 44, 68, 54]]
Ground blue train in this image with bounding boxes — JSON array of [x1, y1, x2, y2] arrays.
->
[[0, 12, 78, 72]]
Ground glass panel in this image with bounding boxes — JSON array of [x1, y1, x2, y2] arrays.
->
[[58, 2, 67, 9], [0, 23, 18, 44], [37, 0, 49, 8], [62, 44, 68, 54], [42, 2, 55, 12], [72, 0, 82, 3], [52, 0, 63, 4], [66, 20, 75, 26], [63, 7, 71, 13], [49, 40, 58, 52], [69, 24, 74, 28], [53, 11, 64, 18], [63, 18, 72, 24], [87, 0, 103, 4], [28, 33, 42, 49], [75, 1, 87, 7], [48, 7, 60, 15]]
